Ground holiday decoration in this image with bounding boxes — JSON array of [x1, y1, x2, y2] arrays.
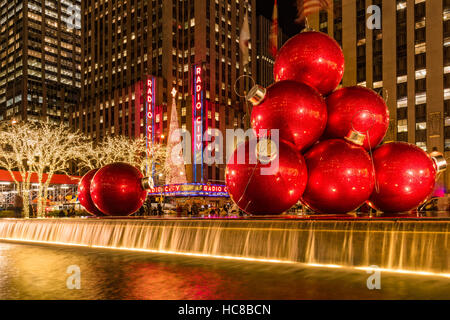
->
[[78, 169, 104, 216], [301, 139, 375, 214], [90, 162, 147, 216], [368, 142, 447, 213], [323, 86, 389, 150], [248, 80, 327, 152], [273, 31, 344, 95], [165, 88, 187, 184], [225, 139, 307, 215]]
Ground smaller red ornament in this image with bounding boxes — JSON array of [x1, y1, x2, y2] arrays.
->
[[225, 139, 307, 215], [78, 169, 104, 216], [273, 31, 345, 95], [324, 86, 389, 150], [301, 139, 375, 214], [90, 162, 147, 216], [248, 81, 327, 152], [368, 142, 446, 213]]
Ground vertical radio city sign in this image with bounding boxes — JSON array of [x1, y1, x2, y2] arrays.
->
[[192, 63, 205, 182], [145, 76, 156, 154]]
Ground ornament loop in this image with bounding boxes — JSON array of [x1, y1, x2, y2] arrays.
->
[[247, 85, 267, 106], [234, 74, 256, 98], [351, 109, 376, 133]]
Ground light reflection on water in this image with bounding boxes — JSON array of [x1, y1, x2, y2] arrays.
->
[[0, 241, 449, 300]]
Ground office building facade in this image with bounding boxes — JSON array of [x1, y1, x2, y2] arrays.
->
[[77, 0, 257, 184], [0, 0, 81, 124], [307, 0, 450, 188], [255, 14, 288, 88]]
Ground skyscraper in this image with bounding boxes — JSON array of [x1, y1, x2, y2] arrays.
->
[[0, 0, 81, 124], [307, 0, 450, 188], [255, 14, 288, 88], [77, 0, 257, 184]]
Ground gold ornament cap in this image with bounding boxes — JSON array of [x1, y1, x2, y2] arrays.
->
[[141, 177, 153, 190], [255, 138, 278, 164], [430, 152, 447, 173], [345, 130, 365, 146], [246, 85, 267, 106]]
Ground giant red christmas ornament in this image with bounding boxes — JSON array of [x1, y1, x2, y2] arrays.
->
[[273, 31, 345, 95], [78, 169, 104, 216], [248, 80, 327, 152], [301, 139, 375, 214], [225, 139, 307, 215], [368, 142, 447, 213], [90, 162, 147, 216], [323, 86, 389, 150]]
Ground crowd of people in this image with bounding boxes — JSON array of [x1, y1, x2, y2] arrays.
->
[[135, 199, 244, 218]]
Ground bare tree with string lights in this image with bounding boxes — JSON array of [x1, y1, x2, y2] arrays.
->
[[0, 121, 86, 218], [78, 135, 169, 187]]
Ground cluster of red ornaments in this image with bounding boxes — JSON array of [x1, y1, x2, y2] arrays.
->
[[78, 163, 147, 216], [226, 31, 446, 216]]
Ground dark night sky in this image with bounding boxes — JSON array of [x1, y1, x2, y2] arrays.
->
[[256, 0, 302, 37]]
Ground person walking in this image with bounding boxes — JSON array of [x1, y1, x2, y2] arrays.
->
[[192, 203, 199, 217], [157, 202, 163, 216], [13, 195, 23, 218], [187, 202, 192, 216]]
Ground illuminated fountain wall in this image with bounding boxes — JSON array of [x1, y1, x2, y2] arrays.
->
[[0, 219, 449, 274]]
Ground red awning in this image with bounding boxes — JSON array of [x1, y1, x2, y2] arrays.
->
[[0, 170, 80, 185]]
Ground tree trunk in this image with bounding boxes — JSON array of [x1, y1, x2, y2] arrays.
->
[[22, 189, 30, 218], [37, 184, 45, 218]]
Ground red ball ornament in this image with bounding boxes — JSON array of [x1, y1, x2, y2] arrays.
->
[[225, 139, 307, 215], [273, 31, 345, 95], [301, 139, 375, 214], [368, 142, 446, 213], [249, 80, 327, 152], [78, 169, 104, 216], [324, 86, 389, 150], [90, 162, 147, 216]]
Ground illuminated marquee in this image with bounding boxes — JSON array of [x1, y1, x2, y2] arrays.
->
[[145, 76, 156, 154], [192, 64, 205, 182], [148, 183, 229, 198]]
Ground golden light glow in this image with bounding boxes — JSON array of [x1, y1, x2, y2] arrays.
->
[[1, 237, 450, 279]]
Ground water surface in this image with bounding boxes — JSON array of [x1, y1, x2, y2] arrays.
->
[[0, 242, 449, 300]]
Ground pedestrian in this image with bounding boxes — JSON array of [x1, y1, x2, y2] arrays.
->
[[157, 203, 163, 216], [192, 203, 198, 216], [13, 195, 23, 218]]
